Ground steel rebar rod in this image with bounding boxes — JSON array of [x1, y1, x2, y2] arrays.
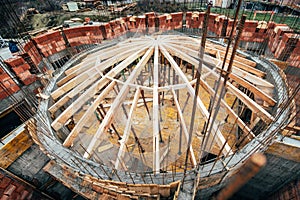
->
[[181, 3, 211, 188]]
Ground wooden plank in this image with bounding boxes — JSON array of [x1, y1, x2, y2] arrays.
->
[[160, 44, 232, 156], [222, 66, 274, 88], [152, 42, 160, 173], [52, 44, 148, 100], [221, 56, 265, 77], [101, 98, 152, 108], [83, 45, 154, 158], [164, 44, 274, 124], [98, 143, 114, 153], [63, 81, 116, 147], [115, 88, 141, 170], [51, 76, 111, 131], [0, 129, 33, 169], [59, 44, 145, 87], [167, 42, 265, 78], [215, 49, 257, 67], [49, 73, 101, 114], [64, 43, 123, 75], [164, 37, 257, 67], [59, 61, 94, 86], [166, 42, 218, 66], [64, 39, 149, 76], [228, 73, 276, 106], [227, 83, 274, 124], [171, 88, 197, 167], [266, 141, 300, 162], [52, 45, 151, 131], [159, 145, 171, 164], [197, 79, 255, 139]]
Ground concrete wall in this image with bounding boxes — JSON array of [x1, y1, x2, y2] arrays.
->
[[230, 153, 300, 200], [5, 144, 85, 200], [196, 139, 300, 199]]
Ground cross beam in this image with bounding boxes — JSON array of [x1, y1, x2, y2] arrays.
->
[[160, 44, 232, 156], [51, 45, 151, 131], [83, 44, 154, 158]]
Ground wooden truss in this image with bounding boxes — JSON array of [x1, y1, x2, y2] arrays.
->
[[49, 35, 276, 173]]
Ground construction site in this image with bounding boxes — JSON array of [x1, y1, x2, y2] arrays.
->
[[0, 0, 299, 199]]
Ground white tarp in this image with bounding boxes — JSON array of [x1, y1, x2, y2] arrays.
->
[[67, 2, 79, 12]]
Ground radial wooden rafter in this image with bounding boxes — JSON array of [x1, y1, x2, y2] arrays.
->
[[83, 44, 155, 158], [49, 35, 277, 173]]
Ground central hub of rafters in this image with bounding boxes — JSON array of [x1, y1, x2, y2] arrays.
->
[[48, 35, 276, 174]]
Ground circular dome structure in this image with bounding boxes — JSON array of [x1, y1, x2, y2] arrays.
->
[[45, 34, 279, 175], [30, 33, 292, 199]]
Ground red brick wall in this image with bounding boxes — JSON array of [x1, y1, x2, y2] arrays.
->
[[100, 23, 114, 39], [18, 12, 299, 69], [208, 13, 219, 33], [1, 11, 297, 100], [4, 57, 36, 87], [0, 170, 49, 200], [188, 12, 205, 29], [287, 39, 300, 67], [23, 41, 43, 66], [64, 26, 103, 46], [0, 68, 20, 100], [33, 31, 66, 57], [135, 17, 146, 33], [268, 179, 300, 200], [171, 12, 183, 30], [21, 12, 298, 69], [146, 12, 156, 33]]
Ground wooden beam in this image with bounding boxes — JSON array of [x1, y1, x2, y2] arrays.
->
[[49, 73, 100, 114], [160, 44, 232, 156], [166, 42, 218, 66], [63, 81, 116, 147], [164, 44, 274, 124], [83, 44, 154, 158], [159, 145, 170, 164], [171, 88, 197, 167], [115, 88, 141, 170], [227, 83, 274, 124], [197, 79, 255, 139], [228, 73, 276, 106], [64, 42, 130, 75], [51, 76, 111, 131], [153, 42, 160, 173], [166, 42, 265, 78], [51, 45, 151, 131], [52, 44, 148, 100], [284, 125, 300, 132], [59, 62, 94, 86], [221, 56, 265, 78], [61, 41, 149, 83], [50, 44, 153, 114], [164, 36, 257, 67], [220, 66, 273, 88], [64, 39, 150, 76]]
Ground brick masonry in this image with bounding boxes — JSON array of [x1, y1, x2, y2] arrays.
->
[[1, 11, 299, 100], [0, 169, 49, 200], [22, 12, 299, 69], [18, 12, 300, 70]]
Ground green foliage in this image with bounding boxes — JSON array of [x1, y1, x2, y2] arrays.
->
[[210, 8, 299, 32]]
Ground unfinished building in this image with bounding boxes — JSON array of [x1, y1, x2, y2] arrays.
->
[[0, 2, 299, 200]]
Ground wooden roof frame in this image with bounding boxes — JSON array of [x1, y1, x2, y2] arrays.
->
[[49, 35, 277, 173]]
